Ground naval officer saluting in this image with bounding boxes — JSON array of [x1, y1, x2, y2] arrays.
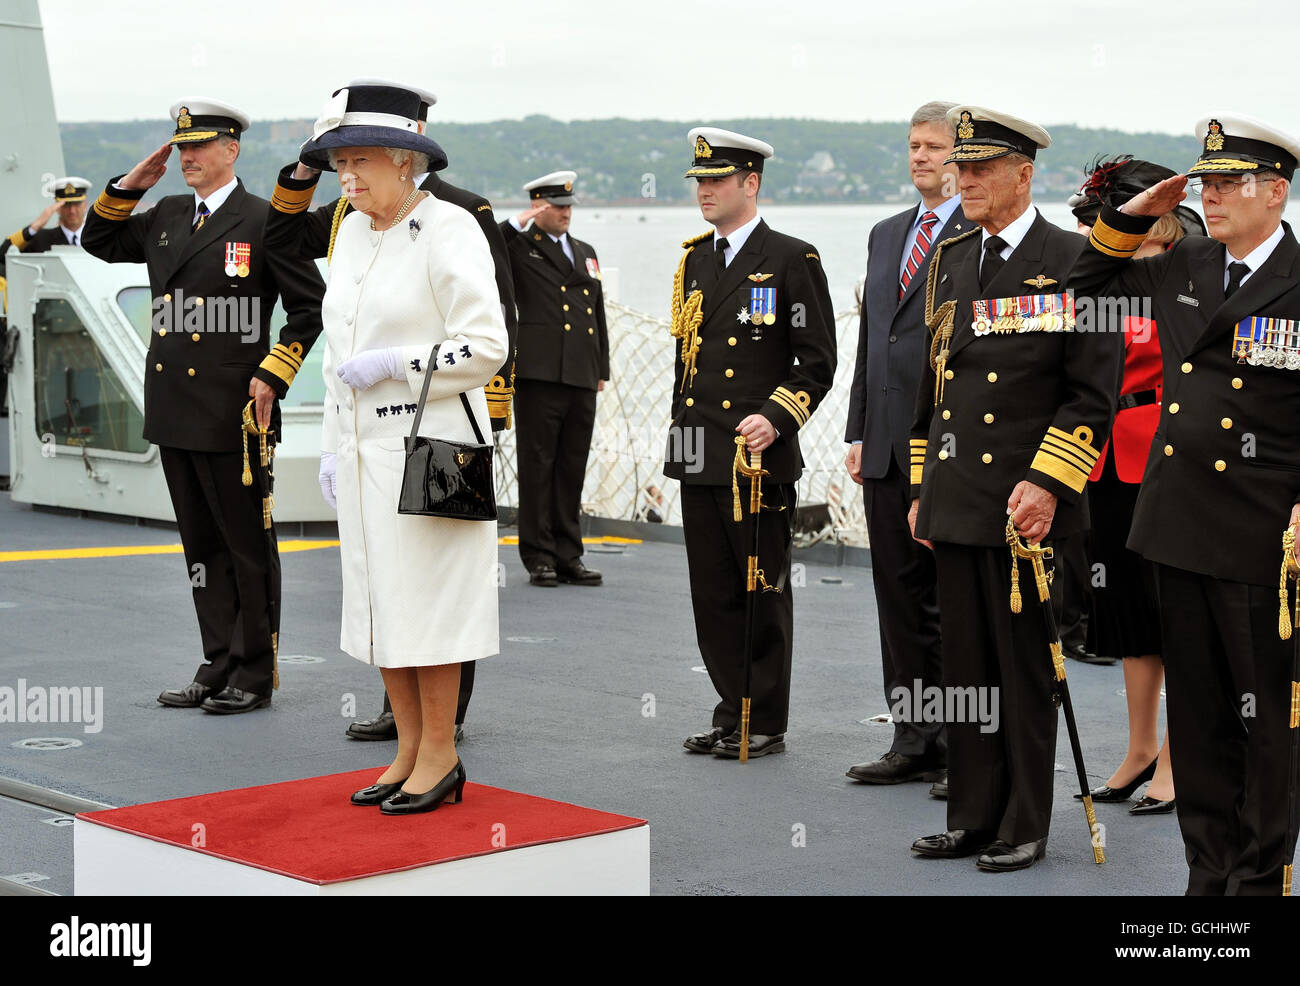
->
[[1069, 114, 1300, 895], [81, 99, 326, 714], [908, 106, 1122, 870], [671, 127, 837, 758], [3, 177, 93, 260], [502, 171, 609, 588]]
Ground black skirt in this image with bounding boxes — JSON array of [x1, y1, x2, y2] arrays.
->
[[1085, 452, 1162, 659]]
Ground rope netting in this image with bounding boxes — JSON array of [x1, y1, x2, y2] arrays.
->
[[492, 301, 870, 547]]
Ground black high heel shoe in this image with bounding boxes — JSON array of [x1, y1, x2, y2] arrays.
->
[[351, 777, 408, 806], [1074, 757, 1157, 802], [380, 760, 466, 815]]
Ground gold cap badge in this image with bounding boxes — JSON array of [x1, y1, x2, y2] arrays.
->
[[695, 135, 712, 159], [957, 111, 974, 140], [177, 106, 192, 129], [1206, 119, 1225, 152]]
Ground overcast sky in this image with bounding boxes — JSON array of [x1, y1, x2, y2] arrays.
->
[[35, 0, 1295, 137]]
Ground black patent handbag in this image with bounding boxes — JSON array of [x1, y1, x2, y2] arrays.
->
[[396, 345, 497, 521]]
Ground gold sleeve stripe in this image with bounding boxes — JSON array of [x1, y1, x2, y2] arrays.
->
[[8, 228, 28, 249], [92, 189, 140, 222], [258, 344, 303, 387], [1042, 432, 1098, 466], [270, 181, 315, 215], [1030, 450, 1091, 493], [1089, 216, 1148, 258], [772, 386, 812, 426], [910, 464, 924, 486], [909, 438, 927, 486], [485, 375, 513, 422], [1045, 425, 1100, 463]]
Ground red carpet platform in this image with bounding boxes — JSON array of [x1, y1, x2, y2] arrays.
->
[[74, 767, 649, 895]]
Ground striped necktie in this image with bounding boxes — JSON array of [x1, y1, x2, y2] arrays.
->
[[193, 201, 209, 232], [899, 210, 939, 298]]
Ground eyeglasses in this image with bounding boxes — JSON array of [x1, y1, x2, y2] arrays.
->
[[1187, 176, 1279, 197]]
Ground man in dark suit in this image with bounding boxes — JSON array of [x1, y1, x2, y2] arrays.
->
[[502, 170, 609, 588], [844, 101, 966, 790], [670, 127, 838, 759], [1069, 115, 1300, 895], [264, 80, 516, 742], [908, 106, 1122, 871], [81, 99, 325, 714]]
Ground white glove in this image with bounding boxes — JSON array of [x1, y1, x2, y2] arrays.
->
[[337, 347, 403, 391], [318, 451, 337, 509]]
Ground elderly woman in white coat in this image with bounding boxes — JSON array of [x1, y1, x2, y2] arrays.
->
[[301, 83, 508, 814]]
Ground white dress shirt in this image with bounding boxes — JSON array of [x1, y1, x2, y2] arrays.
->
[[714, 212, 762, 267], [981, 204, 1037, 260], [60, 223, 85, 245], [1225, 222, 1284, 289], [192, 175, 238, 223]]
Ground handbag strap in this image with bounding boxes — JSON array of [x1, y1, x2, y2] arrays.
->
[[406, 345, 487, 445]]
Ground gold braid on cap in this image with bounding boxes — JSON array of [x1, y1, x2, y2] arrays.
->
[[925, 227, 981, 405], [327, 198, 351, 263], [670, 234, 710, 393]]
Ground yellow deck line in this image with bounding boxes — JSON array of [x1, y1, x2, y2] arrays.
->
[[0, 535, 641, 563], [0, 539, 339, 563]]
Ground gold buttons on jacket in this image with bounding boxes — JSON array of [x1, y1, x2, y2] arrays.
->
[[195, 297, 204, 307], [560, 286, 567, 292], [1181, 361, 1192, 373], [586, 307, 593, 315], [942, 409, 951, 420], [728, 337, 737, 346], [187, 368, 195, 377], [192, 333, 200, 342], [982, 453, 993, 464], [1232, 377, 1244, 389], [722, 400, 731, 409], [938, 450, 949, 460], [583, 289, 590, 296], [725, 368, 734, 377], [158, 329, 167, 337], [1221, 417, 1233, 429], [563, 304, 570, 311], [155, 363, 163, 372], [1168, 402, 1179, 414], [164, 293, 172, 302], [686, 397, 694, 406], [1215, 459, 1227, 472], [983, 413, 994, 424], [1164, 444, 1174, 456], [564, 323, 571, 331], [987, 371, 998, 383], [944, 369, 954, 380], [588, 328, 594, 335]]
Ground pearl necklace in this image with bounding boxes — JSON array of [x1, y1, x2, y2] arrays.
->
[[370, 185, 423, 231]]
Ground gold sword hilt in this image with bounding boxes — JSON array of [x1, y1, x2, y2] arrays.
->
[[739, 698, 751, 764], [1006, 518, 1054, 611]]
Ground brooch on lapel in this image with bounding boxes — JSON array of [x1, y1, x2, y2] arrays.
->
[[409, 218, 421, 242]]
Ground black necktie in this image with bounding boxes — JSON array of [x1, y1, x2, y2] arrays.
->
[[980, 235, 1007, 290], [193, 201, 209, 233], [715, 236, 729, 277], [1225, 261, 1250, 298]]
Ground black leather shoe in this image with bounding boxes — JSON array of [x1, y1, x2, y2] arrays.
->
[[346, 710, 397, 741], [529, 564, 558, 587], [911, 829, 997, 858], [1074, 757, 1157, 802], [683, 726, 729, 753], [1129, 796, 1176, 816], [1065, 643, 1117, 666], [200, 686, 271, 715], [929, 771, 949, 799], [977, 838, 1047, 871], [380, 760, 466, 815], [157, 681, 216, 708], [713, 732, 786, 758], [351, 778, 407, 806], [846, 751, 944, 784], [557, 561, 602, 586]]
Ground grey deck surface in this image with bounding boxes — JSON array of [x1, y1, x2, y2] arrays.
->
[[0, 491, 1184, 895]]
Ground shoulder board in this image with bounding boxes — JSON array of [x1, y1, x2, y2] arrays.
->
[[805, 252, 820, 261], [681, 230, 713, 249], [475, 203, 492, 212]]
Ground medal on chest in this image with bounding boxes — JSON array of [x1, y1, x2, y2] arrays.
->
[[224, 241, 251, 278]]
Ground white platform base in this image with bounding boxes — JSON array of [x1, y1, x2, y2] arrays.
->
[[75, 820, 649, 896]]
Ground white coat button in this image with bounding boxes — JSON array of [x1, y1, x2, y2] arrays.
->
[[344, 313, 353, 325]]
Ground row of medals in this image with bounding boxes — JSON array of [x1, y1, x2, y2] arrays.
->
[[972, 312, 1071, 336]]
